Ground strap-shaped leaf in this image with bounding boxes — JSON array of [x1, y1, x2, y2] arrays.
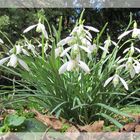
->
[[96, 103, 131, 117], [99, 113, 123, 129]]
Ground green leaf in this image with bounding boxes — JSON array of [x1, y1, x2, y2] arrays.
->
[[99, 113, 123, 129], [96, 103, 131, 117], [5, 114, 26, 127]]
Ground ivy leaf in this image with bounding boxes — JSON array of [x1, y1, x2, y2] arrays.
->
[[5, 114, 26, 127]]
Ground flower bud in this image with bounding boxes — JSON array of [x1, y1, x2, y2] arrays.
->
[[130, 43, 135, 56], [133, 21, 137, 29]]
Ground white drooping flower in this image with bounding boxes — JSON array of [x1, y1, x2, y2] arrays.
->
[[104, 74, 128, 90], [70, 25, 99, 37], [57, 23, 99, 75], [38, 41, 52, 53], [125, 57, 139, 78], [7, 54, 18, 68], [10, 45, 30, 56], [57, 37, 73, 47], [59, 58, 90, 74], [0, 54, 29, 71], [24, 42, 36, 56], [117, 57, 140, 78], [123, 43, 140, 55], [118, 21, 140, 40], [60, 44, 91, 57], [57, 24, 99, 55], [23, 19, 48, 39], [104, 38, 118, 49]]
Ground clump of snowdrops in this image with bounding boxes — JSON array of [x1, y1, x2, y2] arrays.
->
[[0, 12, 140, 127]]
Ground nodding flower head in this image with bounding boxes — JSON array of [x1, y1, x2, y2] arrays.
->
[[104, 74, 128, 90], [118, 21, 140, 40], [23, 18, 48, 39]]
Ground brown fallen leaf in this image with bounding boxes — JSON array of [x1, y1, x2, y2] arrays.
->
[[32, 109, 69, 130], [135, 125, 140, 132], [121, 123, 137, 132], [80, 121, 104, 132], [67, 121, 104, 133]]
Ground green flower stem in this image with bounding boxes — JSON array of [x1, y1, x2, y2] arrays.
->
[[42, 33, 45, 60]]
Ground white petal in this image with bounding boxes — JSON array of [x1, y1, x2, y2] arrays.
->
[[130, 67, 136, 78], [78, 60, 90, 73], [22, 49, 30, 56], [112, 41, 118, 47], [119, 76, 128, 90], [84, 30, 92, 39], [81, 38, 91, 46], [134, 65, 140, 74], [135, 47, 140, 53], [99, 46, 109, 53], [132, 28, 140, 38], [0, 57, 9, 65], [117, 58, 127, 64], [0, 38, 4, 44], [88, 44, 96, 52], [23, 24, 37, 33], [117, 64, 126, 70], [123, 48, 130, 54], [79, 45, 91, 53], [118, 30, 132, 40], [86, 35, 92, 41], [84, 26, 99, 32], [18, 58, 30, 71], [104, 76, 114, 87], [57, 37, 73, 47], [59, 62, 69, 74], [55, 47, 62, 58], [67, 60, 76, 71], [15, 45, 22, 54], [60, 47, 72, 57], [42, 28, 48, 39], [8, 54, 18, 68]]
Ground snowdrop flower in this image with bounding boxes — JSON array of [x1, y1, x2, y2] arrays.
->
[[104, 38, 118, 49], [23, 19, 48, 39], [71, 25, 99, 37], [101, 38, 117, 59], [117, 57, 139, 78], [104, 74, 128, 90], [59, 58, 90, 74], [87, 44, 109, 57], [125, 57, 137, 78], [57, 37, 73, 47], [25, 42, 36, 56], [10, 45, 30, 56], [38, 42, 52, 53], [118, 21, 140, 40], [60, 44, 91, 57], [0, 54, 29, 71], [123, 43, 140, 55]]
